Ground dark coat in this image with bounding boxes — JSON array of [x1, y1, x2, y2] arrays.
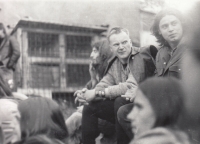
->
[[0, 35, 20, 71]]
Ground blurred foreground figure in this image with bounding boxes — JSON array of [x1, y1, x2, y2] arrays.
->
[[127, 77, 190, 144], [14, 135, 64, 144], [0, 99, 21, 144], [181, 1, 200, 143], [18, 97, 68, 143]]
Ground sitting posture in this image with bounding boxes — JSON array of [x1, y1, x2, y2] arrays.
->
[[76, 27, 156, 144], [66, 40, 114, 144]]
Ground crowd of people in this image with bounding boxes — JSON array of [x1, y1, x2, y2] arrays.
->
[[1, 3, 200, 144]]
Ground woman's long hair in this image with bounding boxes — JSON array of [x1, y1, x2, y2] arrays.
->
[[92, 40, 113, 80], [18, 97, 68, 141], [139, 77, 184, 128]]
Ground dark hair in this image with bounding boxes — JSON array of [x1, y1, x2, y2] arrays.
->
[[91, 40, 113, 79], [139, 77, 184, 127], [14, 135, 64, 144], [18, 97, 68, 141], [91, 41, 102, 51], [151, 8, 185, 47]]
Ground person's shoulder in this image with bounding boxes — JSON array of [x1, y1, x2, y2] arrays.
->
[[133, 45, 158, 61], [132, 127, 190, 144], [106, 55, 119, 67], [156, 46, 169, 59], [103, 55, 118, 74], [157, 46, 169, 54]]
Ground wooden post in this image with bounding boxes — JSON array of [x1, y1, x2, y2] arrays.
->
[[21, 30, 29, 89], [59, 34, 67, 88]]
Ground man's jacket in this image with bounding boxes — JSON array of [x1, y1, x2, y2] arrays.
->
[[156, 40, 186, 79], [0, 35, 20, 71], [95, 45, 157, 99]]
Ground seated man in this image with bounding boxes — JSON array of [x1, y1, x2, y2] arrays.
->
[[76, 27, 156, 144]]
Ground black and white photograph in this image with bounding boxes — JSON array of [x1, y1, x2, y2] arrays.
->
[[0, 0, 200, 144]]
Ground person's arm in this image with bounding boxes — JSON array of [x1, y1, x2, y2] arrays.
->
[[104, 71, 138, 99], [82, 73, 138, 102], [7, 36, 20, 70], [95, 66, 116, 91], [78, 67, 116, 102]]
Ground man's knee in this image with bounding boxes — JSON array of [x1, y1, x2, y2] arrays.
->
[[117, 103, 133, 124], [82, 105, 92, 116], [117, 105, 127, 124], [114, 97, 129, 114], [66, 112, 82, 135]]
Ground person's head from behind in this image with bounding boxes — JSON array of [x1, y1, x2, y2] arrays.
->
[[14, 135, 64, 144], [127, 77, 184, 138], [0, 23, 6, 39], [0, 99, 21, 144], [151, 8, 185, 48], [107, 27, 132, 64], [18, 97, 68, 141]]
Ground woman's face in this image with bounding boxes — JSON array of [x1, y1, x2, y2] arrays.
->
[[127, 89, 156, 137], [90, 47, 100, 64]]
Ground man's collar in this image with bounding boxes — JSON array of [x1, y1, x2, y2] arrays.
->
[[131, 47, 140, 55]]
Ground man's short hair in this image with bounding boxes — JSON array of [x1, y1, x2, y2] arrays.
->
[[107, 27, 129, 42], [151, 8, 185, 47]]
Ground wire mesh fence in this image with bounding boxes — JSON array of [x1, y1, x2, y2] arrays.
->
[[14, 20, 107, 113]]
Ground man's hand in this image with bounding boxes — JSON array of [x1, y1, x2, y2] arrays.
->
[[75, 97, 89, 105], [82, 89, 96, 102], [121, 86, 137, 102], [74, 88, 89, 105]]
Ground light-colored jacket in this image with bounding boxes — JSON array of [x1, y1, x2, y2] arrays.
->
[[95, 46, 156, 99]]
